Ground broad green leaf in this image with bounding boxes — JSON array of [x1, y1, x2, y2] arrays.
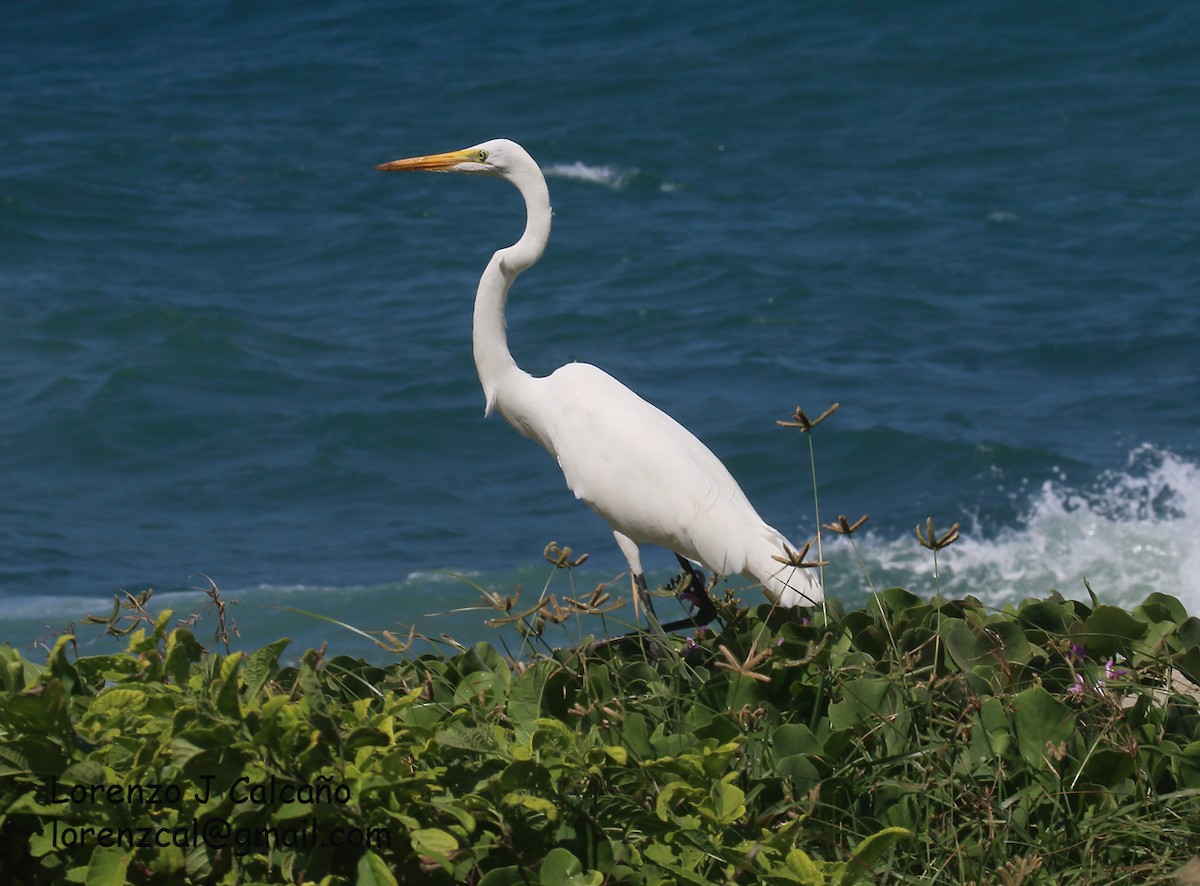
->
[[87, 687, 149, 720], [880, 587, 923, 614], [409, 828, 458, 872], [1018, 598, 1076, 633], [620, 711, 652, 758], [601, 744, 628, 765], [163, 629, 206, 686], [539, 847, 583, 883], [1012, 685, 1074, 771], [453, 669, 495, 705], [211, 652, 244, 719], [1136, 593, 1188, 625], [1178, 617, 1200, 649], [243, 637, 290, 700], [356, 848, 399, 886], [983, 618, 1035, 665], [773, 723, 822, 758], [701, 780, 745, 826], [785, 848, 827, 884], [776, 754, 821, 792], [503, 790, 558, 821], [841, 827, 912, 884], [1078, 605, 1148, 656], [84, 846, 131, 886], [478, 868, 525, 886], [943, 619, 988, 671], [1174, 646, 1200, 684], [655, 780, 702, 825], [508, 659, 552, 741], [829, 677, 895, 729]]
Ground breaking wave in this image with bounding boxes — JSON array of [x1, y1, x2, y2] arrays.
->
[[831, 445, 1200, 616]]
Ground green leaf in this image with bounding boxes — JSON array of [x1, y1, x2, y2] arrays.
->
[[655, 781, 702, 825], [776, 754, 821, 793], [539, 847, 583, 883], [1173, 645, 1200, 685], [1012, 685, 1074, 771], [1078, 605, 1148, 656], [243, 637, 290, 700], [943, 619, 989, 671], [772, 723, 823, 758], [829, 677, 895, 729], [1018, 598, 1077, 634], [1136, 593, 1188, 625], [163, 629, 206, 686], [409, 828, 458, 872], [503, 790, 558, 821], [600, 744, 628, 765], [5, 680, 74, 736], [508, 659, 552, 741], [701, 780, 746, 826], [355, 849, 399, 886], [84, 846, 131, 886], [785, 848, 827, 885], [210, 652, 244, 719], [87, 687, 149, 720], [841, 827, 912, 883], [478, 868, 525, 886], [620, 711, 652, 758], [879, 587, 923, 614], [983, 618, 1035, 665]]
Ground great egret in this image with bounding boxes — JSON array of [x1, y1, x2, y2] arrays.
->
[[378, 139, 821, 630]]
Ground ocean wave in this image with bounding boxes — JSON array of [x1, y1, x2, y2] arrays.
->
[[543, 161, 635, 190], [830, 445, 1200, 616]]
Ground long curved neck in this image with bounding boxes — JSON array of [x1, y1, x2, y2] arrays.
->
[[473, 163, 552, 416]]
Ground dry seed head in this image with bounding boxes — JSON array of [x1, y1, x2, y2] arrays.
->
[[544, 540, 589, 568], [777, 402, 840, 433], [771, 539, 827, 569], [916, 516, 961, 551], [824, 514, 869, 536]]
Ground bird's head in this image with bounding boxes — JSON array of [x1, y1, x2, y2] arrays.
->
[[376, 138, 528, 179]]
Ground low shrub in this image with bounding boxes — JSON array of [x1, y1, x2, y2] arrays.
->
[[1, 584, 1198, 884]]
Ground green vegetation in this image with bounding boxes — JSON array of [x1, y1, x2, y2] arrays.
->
[[2, 405, 1197, 883], [1, 571, 1198, 884]]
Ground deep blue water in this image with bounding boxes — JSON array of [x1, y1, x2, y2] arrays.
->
[[2, 1, 1198, 660]]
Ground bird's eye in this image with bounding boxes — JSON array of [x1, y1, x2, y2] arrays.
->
[[477, 150, 489, 162]]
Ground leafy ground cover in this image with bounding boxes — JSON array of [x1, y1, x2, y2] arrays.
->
[[1, 570, 1198, 885]]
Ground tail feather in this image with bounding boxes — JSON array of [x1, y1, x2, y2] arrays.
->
[[746, 527, 823, 607]]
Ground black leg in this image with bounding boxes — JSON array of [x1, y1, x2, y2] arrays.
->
[[654, 555, 719, 632], [592, 559, 719, 651]]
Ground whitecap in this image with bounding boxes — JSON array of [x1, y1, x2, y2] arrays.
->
[[543, 161, 634, 190], [827, 445, 1200, 616]]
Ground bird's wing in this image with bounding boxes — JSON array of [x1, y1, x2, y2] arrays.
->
[[528, 362, 768, 576]]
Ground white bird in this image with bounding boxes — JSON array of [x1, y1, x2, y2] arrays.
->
[[378, 138, 821, 630]]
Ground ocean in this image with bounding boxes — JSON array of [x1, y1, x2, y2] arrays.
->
[[2, 1, 1197, 661]]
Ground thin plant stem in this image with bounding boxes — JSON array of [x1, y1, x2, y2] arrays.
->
[[806, 430, 829, 622]]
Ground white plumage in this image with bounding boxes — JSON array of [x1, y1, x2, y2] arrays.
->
[[379, 138, 820, 624]]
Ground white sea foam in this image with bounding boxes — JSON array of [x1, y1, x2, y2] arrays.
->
[[543, 161, 634, 190], [833, 445, 1200, 616]]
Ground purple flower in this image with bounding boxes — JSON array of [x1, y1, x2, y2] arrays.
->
[[1069, 642, 1086, 663]]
